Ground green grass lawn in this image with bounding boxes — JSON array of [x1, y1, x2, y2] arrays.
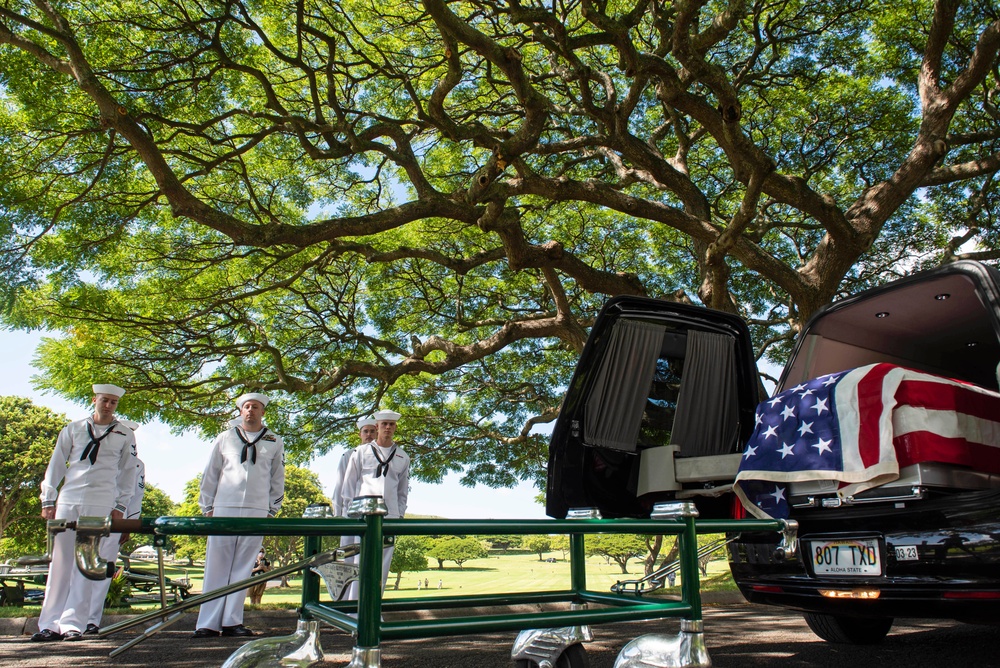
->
[[0, 550, 737, 617], [382, 551, 732, 599], [254, 549, 735, 606]]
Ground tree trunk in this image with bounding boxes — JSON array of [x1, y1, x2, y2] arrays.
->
[[644, 535, 664, 576], [657, 537, 680, 572]]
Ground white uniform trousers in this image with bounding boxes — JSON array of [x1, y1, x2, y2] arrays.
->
[[38, 503, 111, 634], [339, 532, 360, 550], [336, 532, 359, 600], [345, 543, 394, 601], [195, 506, 264, 631], [86, 532, 123, 627]]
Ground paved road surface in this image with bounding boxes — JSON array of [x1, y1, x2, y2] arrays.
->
[[2, 604, 997, 667]]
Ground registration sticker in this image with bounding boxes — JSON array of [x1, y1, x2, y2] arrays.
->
[[894, 545, 919, 561], [808, 538, 882, 576]]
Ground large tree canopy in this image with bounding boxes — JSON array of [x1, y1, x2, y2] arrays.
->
[[1, 1, 998, 490]]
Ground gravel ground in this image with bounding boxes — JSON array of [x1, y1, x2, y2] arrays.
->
[[2, 600, 998, 667]]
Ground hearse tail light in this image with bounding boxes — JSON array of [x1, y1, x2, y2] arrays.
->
[[819, 589, 881, 599], [730, 495, 747, 519], [752, 585, 784, 593], [942, 591, 1000, 599]]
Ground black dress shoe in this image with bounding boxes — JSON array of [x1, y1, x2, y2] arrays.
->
[[191, 627, 221, 638], [30, 629, 63, 642], [62, 630, 83, 641], [83, 624, 100, 635], [221, 624, 254, 637]]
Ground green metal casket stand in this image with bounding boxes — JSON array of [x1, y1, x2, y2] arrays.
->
[[133, 498, 793, 668]]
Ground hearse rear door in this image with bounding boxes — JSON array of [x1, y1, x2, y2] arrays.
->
[[546, 296, 760, 519]]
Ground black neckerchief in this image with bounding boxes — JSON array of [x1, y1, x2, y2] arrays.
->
[[235, 426, 269, 465], [371, 443, 397, 478], [81, 421, 118, 465]]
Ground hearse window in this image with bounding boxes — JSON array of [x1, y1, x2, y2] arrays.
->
[[584, 320, 740, 457], [671, 329, 740, 457], [584, 319, 665, 451], [637, 355, 683, 449]]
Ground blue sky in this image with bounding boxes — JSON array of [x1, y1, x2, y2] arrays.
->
[[1, 329, 547, 519]]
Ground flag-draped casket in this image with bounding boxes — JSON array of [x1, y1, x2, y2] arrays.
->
[[734, 363, 1000, 519]]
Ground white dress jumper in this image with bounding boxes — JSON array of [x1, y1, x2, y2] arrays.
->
[[331, 447, 362, 561]]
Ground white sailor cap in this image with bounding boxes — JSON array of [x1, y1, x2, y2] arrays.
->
[[236, 392, 269, 408], [373, 409, 401, 422], [93, 384, 126, 398], [356, 417, 377, 429], [119, 419, 140, 431]]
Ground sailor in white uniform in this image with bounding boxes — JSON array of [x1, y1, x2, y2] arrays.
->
[[32, 384, 139, 642], [85, 437, 145, 635], [193, 392, 285, 638], [328, 417, 377, 599], [340, 409, 410, 595], [332, 417, 378, 518]]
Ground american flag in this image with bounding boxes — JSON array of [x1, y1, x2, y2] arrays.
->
[[734, 363, 1000, 519]]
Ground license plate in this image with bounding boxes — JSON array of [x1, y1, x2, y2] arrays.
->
[[894, 545, 919, 561], [808, 538, 882, 576]]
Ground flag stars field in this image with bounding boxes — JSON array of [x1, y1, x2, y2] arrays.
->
[[733, 369, 856, 518]]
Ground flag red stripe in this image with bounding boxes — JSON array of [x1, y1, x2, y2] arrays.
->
[[894, 432, 1000, 474], [895, 379, 1000, 423], [855, 363, 896, 468]]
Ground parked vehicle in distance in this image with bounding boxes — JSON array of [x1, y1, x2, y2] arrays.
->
[[546, 260, 1000, 644]]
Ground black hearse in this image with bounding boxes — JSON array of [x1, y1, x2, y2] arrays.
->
[[546, 260, 1000, 643]]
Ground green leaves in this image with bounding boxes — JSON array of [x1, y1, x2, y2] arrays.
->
[[0, 397, 66, 557], [585, 533, 648, 574], [427, 535, 488, 568]]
